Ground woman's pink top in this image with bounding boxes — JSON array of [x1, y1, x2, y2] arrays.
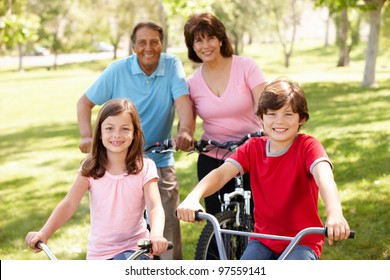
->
[[187, 55, 267, 159]]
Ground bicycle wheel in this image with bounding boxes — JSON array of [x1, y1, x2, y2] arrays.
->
[[194, 210, 252, 260]]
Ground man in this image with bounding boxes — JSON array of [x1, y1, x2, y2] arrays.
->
[[77, 22, 194, 260]]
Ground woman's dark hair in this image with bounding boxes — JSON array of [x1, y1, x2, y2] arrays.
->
[[81, 98, 145, 179], [131, 21, 164, 45], [184, 12, 234, 63], [257, 79, 309, 130]]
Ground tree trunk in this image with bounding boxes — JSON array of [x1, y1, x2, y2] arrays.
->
[[336, 8, 349, 67], [18, 44, 24, 72], [128, 33, 133, 56], [158, 2, 168, 52], [361, 0, 385, 87], [324, 14, 330, 48]]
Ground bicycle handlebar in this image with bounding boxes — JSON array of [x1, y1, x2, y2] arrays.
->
[[194, 210, 355, 239], [194, 130, 265, 153], [136, 239, 174, 251], [144, 139, 174, 153], [143, 131, 265, 155], [35, 239, 174, 260]]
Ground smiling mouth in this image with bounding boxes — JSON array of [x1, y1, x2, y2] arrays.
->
[[273, 128, 287, 132], [202, 50, 213, 56], [110, 141, 124, 145]]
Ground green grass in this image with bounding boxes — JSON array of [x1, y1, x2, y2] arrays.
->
[[0, 41, 389, 260]]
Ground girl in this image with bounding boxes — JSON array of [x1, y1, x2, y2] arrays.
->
[[26, 98, 168, 260], [177, 79, 351, 260]]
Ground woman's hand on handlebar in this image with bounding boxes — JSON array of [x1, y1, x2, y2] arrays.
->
[[176, 198, 204, 223]]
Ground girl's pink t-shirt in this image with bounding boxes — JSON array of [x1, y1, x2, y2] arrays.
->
[[187, 55, 267, 159], [86, 158, 158, 260]]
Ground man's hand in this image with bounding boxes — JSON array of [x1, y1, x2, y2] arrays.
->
[[173, 128, 193, 151], [79, 137, 92, 153]]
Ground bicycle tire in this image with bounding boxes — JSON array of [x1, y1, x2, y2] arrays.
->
[[194, 210, 252, 260]]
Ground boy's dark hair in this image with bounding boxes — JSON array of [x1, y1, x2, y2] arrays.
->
[[257, 79, 309, 130], [184, 12, 234, 63]]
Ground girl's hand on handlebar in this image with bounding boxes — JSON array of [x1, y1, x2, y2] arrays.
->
[[25, 231, 47, 253], [149, 235, 169, 256], [176, 199, 204, 223]]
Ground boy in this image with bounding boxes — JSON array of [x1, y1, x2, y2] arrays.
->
[[176, 79, 351, 260]]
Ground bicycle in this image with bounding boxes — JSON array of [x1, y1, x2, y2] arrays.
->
[[191, 131, 264, 260], [144, 132, 264, 260], [34, 239, 173, 260], [194, 211, 355, 260]]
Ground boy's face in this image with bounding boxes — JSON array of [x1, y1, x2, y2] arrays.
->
[[262, 104, 306, 151]]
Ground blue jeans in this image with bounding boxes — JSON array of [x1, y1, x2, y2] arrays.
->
[[240, 240, 319, 260], [111, 250, 151, 260]]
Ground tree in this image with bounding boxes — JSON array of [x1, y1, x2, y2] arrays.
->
[[361, 0, 387, 87], [212, 0, 257, 55], [316, 0, 366, 67], [0, 13, 40, 71], [269, 0, 303, 68]]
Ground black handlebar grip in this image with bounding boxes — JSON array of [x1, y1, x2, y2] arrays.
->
[[35, 240, 42, 249], [325, 227, 355, 239], [194, 209, 203, 222], [167, 241, 174, 250]]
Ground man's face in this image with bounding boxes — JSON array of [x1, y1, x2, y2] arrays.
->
[[133, 27, 163, 76]]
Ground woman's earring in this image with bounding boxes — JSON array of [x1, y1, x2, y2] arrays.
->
[[220, 42, 222, 47]]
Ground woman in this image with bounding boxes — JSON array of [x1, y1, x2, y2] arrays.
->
[[184, 12, 267, 215]]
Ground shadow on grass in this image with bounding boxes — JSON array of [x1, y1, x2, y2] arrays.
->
[[0, 122, 80, 166], [304, 80, 390, 128]]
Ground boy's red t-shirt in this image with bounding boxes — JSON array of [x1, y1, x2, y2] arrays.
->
[[227, 134, 332, 258]]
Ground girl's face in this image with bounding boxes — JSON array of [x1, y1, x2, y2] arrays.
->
[[262, 103, 305, 152], [193, 33, 221, 63], [101, 112, 134, 156]]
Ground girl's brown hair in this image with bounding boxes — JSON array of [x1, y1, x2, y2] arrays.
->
[[81, 98, 145, 179], [257, 79, 309, 130], [184, 12, 234, 63]]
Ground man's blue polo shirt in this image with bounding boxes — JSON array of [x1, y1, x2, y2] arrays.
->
[[85, 53, 189, 168]]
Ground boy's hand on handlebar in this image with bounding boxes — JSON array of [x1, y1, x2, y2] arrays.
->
[[176, 199, 204, 223], [325, 215, 351, 245]]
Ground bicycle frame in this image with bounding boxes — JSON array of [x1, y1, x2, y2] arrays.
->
[[195, 212, 354, 260]]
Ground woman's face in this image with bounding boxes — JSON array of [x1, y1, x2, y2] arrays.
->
[[193, 33, 222, 63]]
